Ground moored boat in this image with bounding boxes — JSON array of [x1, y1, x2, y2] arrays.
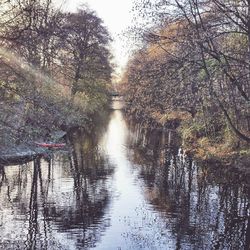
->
[[35, 142, 66, 148]]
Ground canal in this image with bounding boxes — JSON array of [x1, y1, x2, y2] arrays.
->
[[0, 101, 249, 249]]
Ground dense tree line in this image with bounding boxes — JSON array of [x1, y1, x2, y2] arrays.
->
[[123, 0, 250, 151], [0, 0, 113, 146]]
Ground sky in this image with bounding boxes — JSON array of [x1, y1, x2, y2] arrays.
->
[[54, 0, 135, 77]]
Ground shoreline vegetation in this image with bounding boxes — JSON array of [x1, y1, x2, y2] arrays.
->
[[122, 0, 250, 168], [0, 0, 113, 153], [158, 110, 250, 166], [124, 109, 250, 169]]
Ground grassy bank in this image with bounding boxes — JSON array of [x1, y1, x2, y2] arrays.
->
[[169, 111, 249, 167], [179, 119, 250, 165], [0, 3, 113, 149], [126, 108, 250, 168]]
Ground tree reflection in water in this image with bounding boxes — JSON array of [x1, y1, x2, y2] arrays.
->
[[0, 129, 114, 249], [0, 113, 249, 250], [127, 121, 250, 250]]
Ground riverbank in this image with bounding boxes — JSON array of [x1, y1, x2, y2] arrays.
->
[[125, 109, 250, 170], [181, 134, 250, 167], [0, 100, 111, 164], [178, 116, 250, 168]]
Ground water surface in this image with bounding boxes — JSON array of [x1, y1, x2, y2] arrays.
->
[[0, 105, 249, 249]]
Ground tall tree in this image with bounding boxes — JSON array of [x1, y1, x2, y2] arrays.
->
[[60, 8, 112, 96], [127, 0, 250, 142]]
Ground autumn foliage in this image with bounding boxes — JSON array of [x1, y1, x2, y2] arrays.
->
[[123, 0, 250, 154], [0, 0, 113, 146]]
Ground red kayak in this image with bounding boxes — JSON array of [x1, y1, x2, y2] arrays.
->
[[35, 142, 66, 148]]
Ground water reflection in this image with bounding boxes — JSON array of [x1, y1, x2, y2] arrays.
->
[[0, 128, 114, 249], [0, 107, 249, 250], [128, 121, 250, 250]]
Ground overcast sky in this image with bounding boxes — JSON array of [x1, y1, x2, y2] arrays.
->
[[54, 0, 135, 77]]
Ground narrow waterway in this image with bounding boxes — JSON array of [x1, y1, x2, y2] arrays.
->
[[0, 102, 249, 249]]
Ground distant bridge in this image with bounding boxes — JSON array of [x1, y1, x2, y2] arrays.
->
[[109, 91, 123, 97]]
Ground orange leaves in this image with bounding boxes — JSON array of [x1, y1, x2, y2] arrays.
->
[[144, 20, 187, 61]]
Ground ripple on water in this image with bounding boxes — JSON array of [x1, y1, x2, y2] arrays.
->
[[0, 107, 249, 250]]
